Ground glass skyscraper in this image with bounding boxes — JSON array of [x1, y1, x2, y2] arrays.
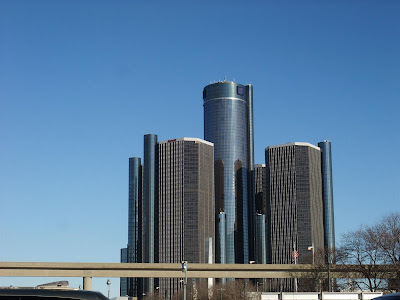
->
[[203, 81, 255, 264], [318, 140, 335, 261], [121, 135, 159, 297], [120, 157, 143, 297], [142, 134, 158, 294]]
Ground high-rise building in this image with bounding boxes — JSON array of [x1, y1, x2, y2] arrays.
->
[[121, 136, 159, 297], [142, 134, 158, 295], [128, 157, 142, 264], [203, 81, 255, 264], [121, 135, 215, 298], [158, 138, 215, 298], [265, 142, 324, 291], [120, 157, 143, 297], [318, 140, 335, 261]]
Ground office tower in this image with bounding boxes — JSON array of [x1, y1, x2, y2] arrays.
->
[[128, 157, 142, 266], [129, 157, 142, 295], [158, 138, 215, 298], [143, 134, 158, 295], [254, 164, 267, 264], [265, 143, 324, 291], [121, 136, 159, 297], [203, 81, 255, 264], [120, 157, 143, 297], [318, 140, 335, 262]]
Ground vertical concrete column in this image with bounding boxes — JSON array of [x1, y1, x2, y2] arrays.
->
[[83, 277, 92, 290]]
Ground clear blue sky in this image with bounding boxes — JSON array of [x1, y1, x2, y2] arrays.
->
[[0, 0, 399, 297]]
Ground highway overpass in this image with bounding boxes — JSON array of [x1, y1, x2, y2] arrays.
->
[[0, 262, 396, 290]]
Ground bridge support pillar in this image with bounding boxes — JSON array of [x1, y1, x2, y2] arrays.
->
[[83, 277, 92, 290]]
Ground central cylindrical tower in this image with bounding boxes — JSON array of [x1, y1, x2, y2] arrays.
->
[[203, 81, 254, 264]]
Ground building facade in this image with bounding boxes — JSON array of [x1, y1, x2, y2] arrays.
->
[[255, 213, 267, 264], [203, 81, 255, 264], [254, 164, 266, 215], [254, 164, 267, 264], [158, 138, 215, 297], [265, 143, 324, 291]]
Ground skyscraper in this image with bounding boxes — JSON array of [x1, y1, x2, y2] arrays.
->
[[265, 142, 324, 291], [158, 138, 215, 298], [142, 134, 158, 295], [121, 135, 159, 297], [318, 140, 335, 261], [120, 157, 143, 297], [203, 81, 255, 264], [121, 135, 215, 298]]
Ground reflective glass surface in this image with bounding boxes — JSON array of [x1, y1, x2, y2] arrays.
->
[[143, 134, 158, 293], [318, 140, 336, 254], [203, 82, 251, 264], [127, 157, 141, 296]]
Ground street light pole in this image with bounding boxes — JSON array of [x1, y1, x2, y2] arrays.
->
[[181, 261, 188, 300], [106, 279, 111, 299]]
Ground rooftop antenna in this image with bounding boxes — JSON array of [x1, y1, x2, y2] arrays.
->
[[224, 75, 227, 81]]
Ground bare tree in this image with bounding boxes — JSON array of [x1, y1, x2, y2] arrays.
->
[[212, 280, 256, 300], [337, 212, 400, 292], [339, 227, 386, 291], [366, 213, 400, 291]]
